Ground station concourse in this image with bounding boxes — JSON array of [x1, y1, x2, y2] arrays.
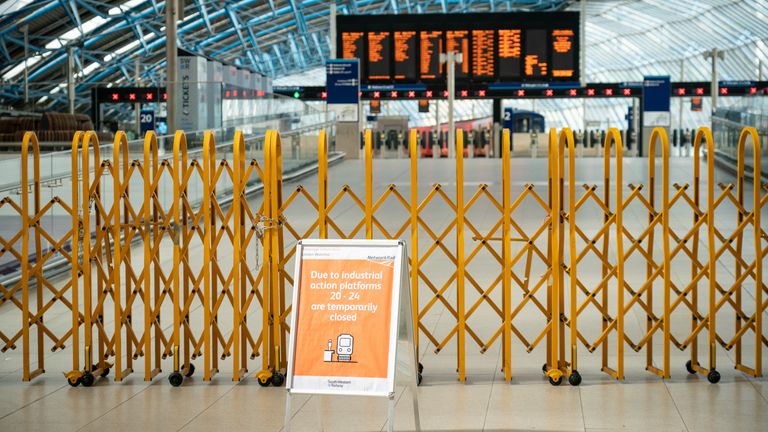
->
[[0, 1, 767, 431]]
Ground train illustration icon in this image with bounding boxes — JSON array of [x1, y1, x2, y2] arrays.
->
[[323, 334, 355, 363]]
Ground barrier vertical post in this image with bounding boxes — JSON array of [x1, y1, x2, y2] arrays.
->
[[614, 129, 626, 380], [501, 129, 512, 381], [548, 129, 562, 382], [557, 130, 567, 370], [546, 128, 555, 372], [597, 129, 625, 380], [69, 132, 83, 379], [142, 131, 158, 381], [81, 132, 101, 380], [409, 130, 420, 356], [20, 132, 41, 381], [735, 131, 745, 370], [259, 131, 273, 381], [560, 129, 577, 382], [456, 128, 466, 382], [645, 128, 670, 379], [170, 131, 186, 383], [601, 129, 611, 373], [112, 132, 128, 381], [365, 129, 373, 240], [202, 132, 214, 381], [318, 130, 328, 239], [176, 131, 192, 381], [737, 127, 763, 377], [271, 131, 286, 373], [691, 127, 716, 378], [275, 132, 288, 371], [690, 129, 704, 373], [232, 130, 245, 381], [210, 138, 220, 371]]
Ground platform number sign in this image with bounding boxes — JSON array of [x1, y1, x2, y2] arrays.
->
[[139, 109, 155, 135]]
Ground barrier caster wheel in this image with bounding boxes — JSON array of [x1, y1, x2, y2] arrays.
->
[[68, 376, 81, 387], [418, 373, 423, 386], [270, 372, 285, 387], [548, 375, 562, 386], [169, 371, 183, 387], [568, 371, 582, 386], [542, 363, 548, 373], [257, 375, 271, 387], [94, 364, 109, 378], [707, 369, 720, 384], [418, 362, 423, 373], [184, 364, 196, 378], [685, 360, 696, 375], [81, 371, 95, 388]]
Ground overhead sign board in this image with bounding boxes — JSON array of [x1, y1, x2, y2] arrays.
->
[[326, 59, 360, 122], [642, 75, 671, 127], [337, 12, 580, 84]]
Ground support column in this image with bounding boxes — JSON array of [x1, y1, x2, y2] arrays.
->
[[703, 49, 725, 122], [135, 59, 141, 137], [445, 51, 457, 158], [23, 25, 29, 105], [67, 45, 75, 114], [492, 98, 502, 157], [166, 0, 178, 133]]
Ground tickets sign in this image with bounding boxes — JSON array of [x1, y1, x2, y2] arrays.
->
[[286, 240, 405, 396]]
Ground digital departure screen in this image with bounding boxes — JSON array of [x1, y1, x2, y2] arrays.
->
[[551, 29, 576, 78], [524, 29, 548, 78], [394, 31, 417, 80], [341, 31, 364, 60], [368, 32, 391, 80], [498, 29, 522, 79], [446, 30, 470, 78], [472, 30, 495, 78], [336, 12, 579, 84], [420, 31, 443, 79]]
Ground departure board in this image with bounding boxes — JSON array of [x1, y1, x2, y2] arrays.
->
[[394, 31, 417, 80], [368, 32, 391, 80], [498, 29, 522, 79], [420, 31, 443, 79], [336, 12, 580, 83], [551, 29, 576, 78], [472, 30, 495, 78], [446, 30, 470, 77], [524, 29, 548, 78], [341, 31, 364, 60]]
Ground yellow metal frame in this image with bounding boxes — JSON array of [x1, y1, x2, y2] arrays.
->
[[20, 132, 43, 381], [733, 127, 764, 377], [4, 125, 765, 385]]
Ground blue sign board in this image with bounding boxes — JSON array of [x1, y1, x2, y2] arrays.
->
[[502, 108, 514, 131], [642, 76, 671, 112], [326, 59, 360, 105], [139, 109, 155, 135], [642, 76, 670, 126]]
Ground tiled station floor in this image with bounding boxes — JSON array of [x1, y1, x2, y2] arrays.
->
[[0, 156, 766, 431]]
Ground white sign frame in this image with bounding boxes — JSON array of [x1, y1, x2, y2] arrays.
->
[[283, 239, 420, 432]]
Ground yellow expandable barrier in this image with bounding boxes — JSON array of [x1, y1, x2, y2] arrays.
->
[[0, 126, 764, 387]]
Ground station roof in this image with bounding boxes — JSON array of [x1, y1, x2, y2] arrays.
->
[[0, 0, 766, 114]]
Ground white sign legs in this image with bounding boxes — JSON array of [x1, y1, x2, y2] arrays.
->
[[282, 239, 421, 431]]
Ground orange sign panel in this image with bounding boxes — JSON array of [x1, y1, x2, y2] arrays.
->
[[287, 241, 406, 396]]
